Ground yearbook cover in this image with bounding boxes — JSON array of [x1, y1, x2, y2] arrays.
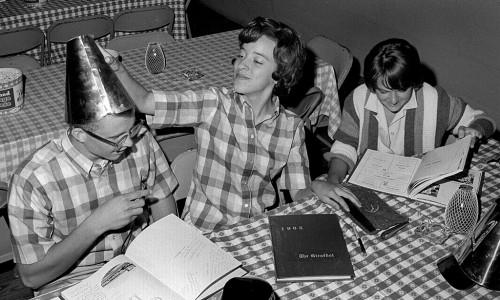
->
[[269, 214, 354, 282]]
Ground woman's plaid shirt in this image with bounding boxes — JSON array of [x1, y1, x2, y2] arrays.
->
[[148, 87, 311, 232]]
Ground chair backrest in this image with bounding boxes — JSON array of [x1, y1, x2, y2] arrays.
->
[[185, 0, 192, 38], [111, 5, 175, 39], [0, 25, 45, 67], [0, 182, 7, 212], [0, 181, 8, 226], [107, 31, 175, 52], [171, 149, 197, 202], [284, 86, 324, 131], [0, 181, 12, 265], [0, 55, 42, 73], [306, 35, 353, 90], [46, 14, 113, 64]]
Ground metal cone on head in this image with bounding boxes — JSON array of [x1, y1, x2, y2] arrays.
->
[[65, 35, 134, 125]]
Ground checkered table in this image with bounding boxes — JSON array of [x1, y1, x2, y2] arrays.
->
[[0, 0, 187, 64], [206, 138, 500, 300], [0, 29, 341, 184]]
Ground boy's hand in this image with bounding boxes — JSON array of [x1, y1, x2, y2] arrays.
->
[[458, 126, 483, 148], [311, 180, 361, 212], [86, 189, 151, 235]]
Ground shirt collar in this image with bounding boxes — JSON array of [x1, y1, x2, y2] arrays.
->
[[234, 91, 281, 120], [365, 89, 418, 113], [62, 129, 111, 177]]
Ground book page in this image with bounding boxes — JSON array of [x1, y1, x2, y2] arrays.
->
[[408, 135, 471, 196], [198, 267, 248, 299], [348, 149, 421, 197], [125, 215, 243, 300], [61, 255, 184, 300], [414, 168, 483, 207]]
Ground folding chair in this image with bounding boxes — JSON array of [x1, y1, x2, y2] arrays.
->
[[0, 25, 45, 71], [0, 182, 13, 265], [46, 14, 113, 64], [108, 5, 175, 51], [306, 36, 353, 148], [306, 35, 353, 90], [185, 0, 192, 38], [283, 86, 324, 132], [170, 149, 197, 215], [107, 31, 175, 52]]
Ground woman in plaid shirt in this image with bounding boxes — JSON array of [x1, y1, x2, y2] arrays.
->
[[104, 17, 360, 233]]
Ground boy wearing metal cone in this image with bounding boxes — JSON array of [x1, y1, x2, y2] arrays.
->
[[101, 17, 360, 233], [8, 35, 178, 294]]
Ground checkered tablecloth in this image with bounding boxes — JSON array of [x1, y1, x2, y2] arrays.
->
[[0, 29, 341, 184], [0, 0, 187, 64], [206, 138, 500, 300]]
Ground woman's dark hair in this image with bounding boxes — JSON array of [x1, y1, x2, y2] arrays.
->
[[238, 16, 306, 96], [364, 38, 423, 92]]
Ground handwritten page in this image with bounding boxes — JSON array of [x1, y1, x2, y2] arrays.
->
[[61, 215, 245, 300], [125, 214, 243, 300], [62, 255, 183, 300], [348, 150, 420, 197]]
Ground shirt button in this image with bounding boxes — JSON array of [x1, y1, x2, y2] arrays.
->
[[391, 132, 394, 135], [244, 204, 249, 208], [250, 134, 255, 139]]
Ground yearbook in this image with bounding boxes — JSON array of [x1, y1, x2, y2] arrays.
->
[[269, 214, 354, 282]]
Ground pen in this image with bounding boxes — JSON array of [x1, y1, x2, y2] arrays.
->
[[351, 223, 366, 254], [380, 221, 409, 240]]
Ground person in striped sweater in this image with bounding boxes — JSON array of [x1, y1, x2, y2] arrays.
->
[[320, 38, 496, 188]]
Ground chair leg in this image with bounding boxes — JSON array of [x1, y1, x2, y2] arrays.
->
[[185, 12, 192, 38], [13, 264, 20, 278], [315, 133, 333, 149]]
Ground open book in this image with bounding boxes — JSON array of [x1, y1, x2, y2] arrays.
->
[[414, 168, 483, 207], [61, 215, 247, 300], [347, 135, 473, 206]]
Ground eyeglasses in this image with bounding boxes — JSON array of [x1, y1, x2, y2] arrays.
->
[[84, 119, 144, 150]]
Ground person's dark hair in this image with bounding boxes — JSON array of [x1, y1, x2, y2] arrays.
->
[[238, 16, 306, 96], [364, 38, 423, 92]]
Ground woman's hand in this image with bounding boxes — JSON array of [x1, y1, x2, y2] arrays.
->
[[310, 180, 361, 211], [458, 126, 483, 148], [97, 45, 122, 72]]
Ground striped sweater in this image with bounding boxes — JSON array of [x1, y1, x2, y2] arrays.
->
[[328, 83, 496, 172]]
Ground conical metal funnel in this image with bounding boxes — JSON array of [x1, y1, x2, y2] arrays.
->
[[65, 35, 134, 125], [438, 199, 500, 291], [460, 202, 500, 290]]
